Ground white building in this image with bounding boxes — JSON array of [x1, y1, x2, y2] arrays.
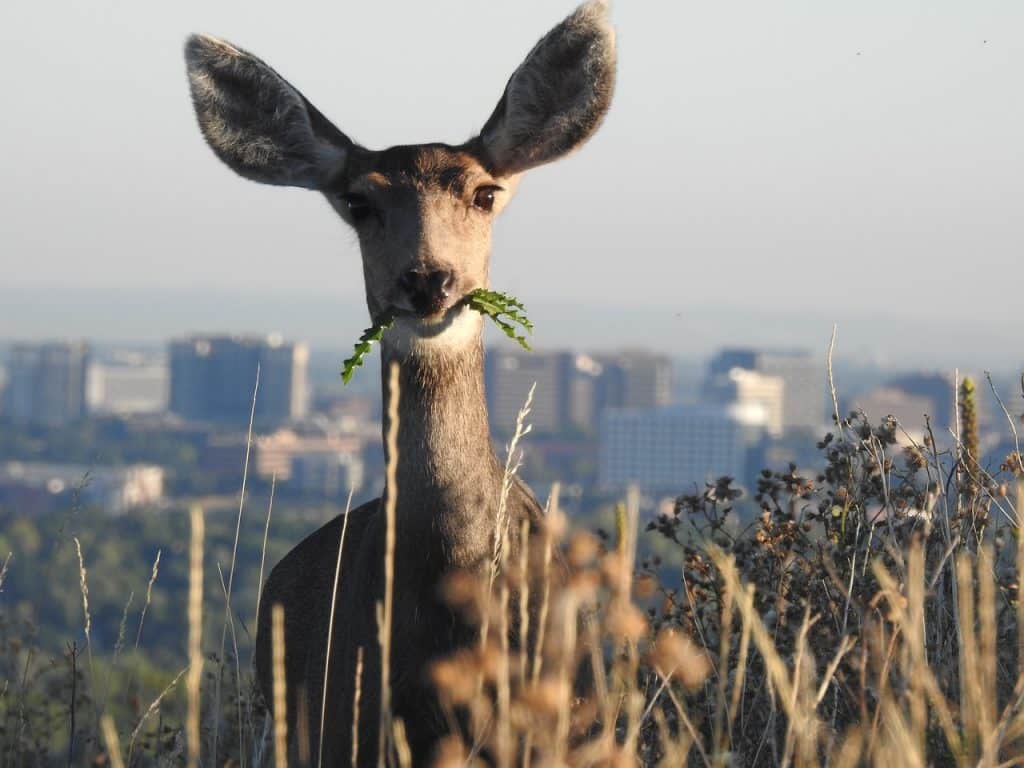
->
[[255, 429, 365, 494], [704, 368, 785, 438], [599, 405, 750, 492], [87, 359, 168, 415], [0, 461, 164, 514]]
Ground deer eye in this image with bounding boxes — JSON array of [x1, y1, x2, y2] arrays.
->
[[472, 185, 502, 213], [340, 193, 373, 222]]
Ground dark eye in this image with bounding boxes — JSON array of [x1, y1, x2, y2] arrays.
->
[[472, 185, 502, 213], [340, 193, 373, 222]]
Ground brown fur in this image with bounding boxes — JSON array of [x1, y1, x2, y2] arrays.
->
[[184, 2, 616, 764]]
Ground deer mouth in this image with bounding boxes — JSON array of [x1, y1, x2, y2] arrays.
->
[[387, 302, 478, 343]]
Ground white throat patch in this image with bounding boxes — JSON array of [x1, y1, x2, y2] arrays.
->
[[385, 306, 483, 357]]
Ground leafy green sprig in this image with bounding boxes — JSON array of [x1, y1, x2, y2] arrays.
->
[[464, 289, 534, 352], [341, 314, 394, 384], [340, 289, 533, 384]]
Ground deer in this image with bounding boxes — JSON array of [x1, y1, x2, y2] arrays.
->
[[184, 2, 615, 764]]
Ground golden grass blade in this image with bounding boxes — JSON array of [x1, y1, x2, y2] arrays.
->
[[127, 665, 188, 762], [352, 646, 364, 768], [134, 548, 161, 650], [379, 361, 401, 767], [73, 537, 93, 670], [272, 603, 288, 768], [255, 474, 277, 629], [215, 362, 260, 762], [100, 714, 126, 768], [318, 486, 354, 768], [186, 505, 205, 768]]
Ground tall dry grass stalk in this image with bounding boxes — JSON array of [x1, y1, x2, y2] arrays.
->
[[215, 362, 260, 762], [127, 665, 188, 762], [318, 486, 354, 768], [73, 537, 92, 670], [255, 474, 277, 630], [352, 646, 364, 768], [135, 548, 161, 650], [272, 603, 288, 768], [186, 505, 205, 768], [99, 714, 125, 768], [378, 361, 401, 767]]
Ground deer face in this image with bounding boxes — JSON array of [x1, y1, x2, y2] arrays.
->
[[323, 145, 514, 326], [185, 1, 615, 353]]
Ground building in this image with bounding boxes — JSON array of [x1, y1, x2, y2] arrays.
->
[[0, 461, 164, 514], [255, 429, 365, 494], [169, 335, 308, 428], [709, 348, 825, 433], [486, 349, 583, 434], [704, 368, 785, 438], [599, 405, 750, 492], [87, 354, 168, 415], [3, 342, 90, 427], [595, 350, 674, 410], [485, 348, 673, 436]]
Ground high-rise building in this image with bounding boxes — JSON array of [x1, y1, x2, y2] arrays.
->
[[595, 350, 674, 410], [485, 348, 674, 436], [485, 349, 592, 434], [87, 354, 168, 415], [169, 335, 308, 428], [599, 405, 749, 492], [4, 342, 90, 427], [709, 348, 825, 432], [704, 368, 785, 438]]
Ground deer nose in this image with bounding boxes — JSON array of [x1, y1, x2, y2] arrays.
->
[[398, 268, 456, 315]]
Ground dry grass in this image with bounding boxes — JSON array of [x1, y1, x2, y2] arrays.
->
[[4, 376, 1024, 768]]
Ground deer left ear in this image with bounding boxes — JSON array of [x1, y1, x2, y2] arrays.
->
[[478, 0, 616, 176], [184, 35, 351, 189]]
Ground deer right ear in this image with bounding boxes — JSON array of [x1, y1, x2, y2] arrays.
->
[[184, 35, 351, 189], [478, 0, 616, 176]]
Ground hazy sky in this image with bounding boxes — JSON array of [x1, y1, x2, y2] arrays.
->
[[1, 1, 1020, 362]]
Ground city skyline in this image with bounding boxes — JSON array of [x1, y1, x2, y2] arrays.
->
[[2, 1, 1020, 364]]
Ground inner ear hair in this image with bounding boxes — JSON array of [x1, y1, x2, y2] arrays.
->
[[479, 0, 616, 176], [184, 34, 351, 189]]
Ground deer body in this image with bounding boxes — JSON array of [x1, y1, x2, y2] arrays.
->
[[185, 4, 615, 764]]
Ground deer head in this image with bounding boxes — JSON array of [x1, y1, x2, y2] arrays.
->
[[184, 1, 616, 356]]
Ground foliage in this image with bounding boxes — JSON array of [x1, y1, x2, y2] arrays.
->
[[3, 384, 1024, 765], [341, 315, 395, 385], [340, 289, 533, 385]]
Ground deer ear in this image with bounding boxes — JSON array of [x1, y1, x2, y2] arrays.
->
[[478, 0, 616, 176], [184, 35, 351, 189]]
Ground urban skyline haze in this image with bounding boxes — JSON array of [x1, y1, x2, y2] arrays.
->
[[2, 1, 1020, 368]]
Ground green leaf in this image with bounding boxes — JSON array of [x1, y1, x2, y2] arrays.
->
[[340, 315, 394, 384], [464, 289, 534, 351], [339, 289, 534, 385]]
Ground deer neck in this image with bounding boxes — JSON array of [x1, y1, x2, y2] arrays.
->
[[379, 315, 502, 569]]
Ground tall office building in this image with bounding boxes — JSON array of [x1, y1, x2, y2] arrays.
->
[[485, 348, 674, 436], [595, 350, 674, 410], [4, 342, 90, 427], [704, 368, 785, 438], [485, 349, 589, 434], [709, 348, 825, 432], [87, 355, 168, 415], [169, 335, 308, 428], [599, 405, 748, 492]]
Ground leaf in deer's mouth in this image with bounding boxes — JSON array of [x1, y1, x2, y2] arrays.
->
[[339, 289, 533, 385], [464, 289, 533, 352], [341, 314, 394, 384]]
